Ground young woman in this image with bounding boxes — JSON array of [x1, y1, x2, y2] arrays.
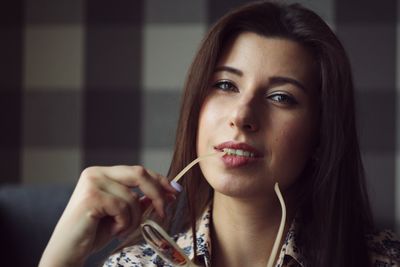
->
[[40, 1, 400, 266]]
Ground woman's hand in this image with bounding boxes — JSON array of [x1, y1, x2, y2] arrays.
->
[[39, 165, 178, 267]]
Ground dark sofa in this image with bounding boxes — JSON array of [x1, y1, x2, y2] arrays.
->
[[0, 184, 119, 267]]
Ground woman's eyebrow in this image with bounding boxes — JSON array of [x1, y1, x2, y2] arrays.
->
[[269, 76, 308, 92], [214, 65, 243, 76]]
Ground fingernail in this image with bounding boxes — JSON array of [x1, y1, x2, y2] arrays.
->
[[170, 181, 182, 192]]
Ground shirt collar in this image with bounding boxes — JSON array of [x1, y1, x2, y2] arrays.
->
[[176, 205, 212, 266], [175, 203, 306, 267], [277, 215, 307, 266]]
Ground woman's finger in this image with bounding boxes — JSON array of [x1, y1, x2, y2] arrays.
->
[[91, 190, 139, 236], [146, 169, 179, 193], [87, 166, 179, 194], [96, 177, 141, 216], [95, 166, 175, 217]]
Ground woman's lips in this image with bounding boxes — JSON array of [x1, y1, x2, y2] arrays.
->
[[214, 141, 263, 168], [220, 155, 260, 167]]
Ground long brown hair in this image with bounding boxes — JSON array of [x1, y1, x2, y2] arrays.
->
[[114, 1, 374, 266]]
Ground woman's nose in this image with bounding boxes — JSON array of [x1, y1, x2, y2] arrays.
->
[[229, 100, 260, 132]]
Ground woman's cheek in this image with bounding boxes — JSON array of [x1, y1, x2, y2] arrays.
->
[[197, 97, 224, 154], [272, 120, 315, 184], [200, 96, 222, 121]]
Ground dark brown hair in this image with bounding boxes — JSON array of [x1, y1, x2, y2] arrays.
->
[[115, 1, 374, 266]]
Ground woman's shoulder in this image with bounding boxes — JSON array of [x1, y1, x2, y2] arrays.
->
[[366, 229, 400, 266], [103, 243, 170, 267]]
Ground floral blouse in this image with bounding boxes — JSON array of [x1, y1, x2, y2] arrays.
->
[[104, 205, 400, 267]]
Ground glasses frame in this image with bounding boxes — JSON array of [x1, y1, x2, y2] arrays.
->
[[141, 220, 202, 267], [140, 151, 285, 267]]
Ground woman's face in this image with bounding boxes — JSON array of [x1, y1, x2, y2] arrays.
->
[[197, 32, 319, 199]]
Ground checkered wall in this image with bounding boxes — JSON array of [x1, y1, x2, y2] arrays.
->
[[1, 0, 398, 230]]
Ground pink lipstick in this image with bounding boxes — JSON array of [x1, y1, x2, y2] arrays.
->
[[214, 141, 263, 168]]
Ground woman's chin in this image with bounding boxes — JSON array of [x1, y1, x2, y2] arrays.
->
[[208, 176, 272, 199]]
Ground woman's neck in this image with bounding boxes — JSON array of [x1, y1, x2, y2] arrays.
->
[[211, 192, 294, 267]]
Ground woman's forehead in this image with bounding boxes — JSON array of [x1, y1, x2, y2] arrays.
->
[[215, 32, 318, 90]]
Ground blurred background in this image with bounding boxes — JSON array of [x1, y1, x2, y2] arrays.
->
[[0, 0, 398, 242]]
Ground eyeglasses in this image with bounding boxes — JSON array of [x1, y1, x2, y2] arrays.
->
[[140, 151, 286, 267], [140, 152, 221, 266], [141, 220, 200, 267]]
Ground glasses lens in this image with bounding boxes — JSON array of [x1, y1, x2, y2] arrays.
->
[[142, 223, 188, 266]]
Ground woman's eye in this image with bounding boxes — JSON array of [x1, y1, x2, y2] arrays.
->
[[268, 93, 298, 105], [213, 80, 238, 92]]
